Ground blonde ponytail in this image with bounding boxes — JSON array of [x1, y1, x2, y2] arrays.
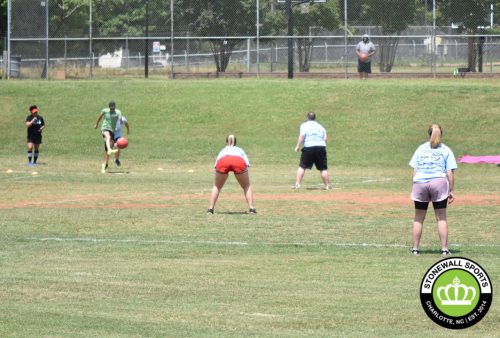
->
[[428, 124, 442, 148], [226, 134, 237, 147]]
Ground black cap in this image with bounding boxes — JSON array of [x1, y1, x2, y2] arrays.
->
[[109, 101, 116, 108]]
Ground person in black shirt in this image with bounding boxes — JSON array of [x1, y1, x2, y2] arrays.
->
[[25, 105, 45, 166]]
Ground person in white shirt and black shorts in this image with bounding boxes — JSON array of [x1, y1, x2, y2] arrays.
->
[[294, 112, 331, 190]]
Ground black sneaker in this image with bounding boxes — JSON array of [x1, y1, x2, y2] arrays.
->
[[441, 249, 451, 256], [248, 208, 257, 214], [411, 248, 420, 256], [115, 159, 121, 167], [207, 208, 214, 214]]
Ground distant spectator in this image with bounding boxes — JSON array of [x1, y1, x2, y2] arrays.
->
[[356, 34, 376, 79]]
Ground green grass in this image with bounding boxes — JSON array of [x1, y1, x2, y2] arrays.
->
[[0, 79, 499, 337]]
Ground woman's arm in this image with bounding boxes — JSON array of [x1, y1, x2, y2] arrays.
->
[[94, 113, 103, 129], [447, 169, 455, 204]]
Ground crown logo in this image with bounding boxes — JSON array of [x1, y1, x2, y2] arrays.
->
[[437, 277, 477, 306]]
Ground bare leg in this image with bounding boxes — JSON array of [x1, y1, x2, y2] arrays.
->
[[320, 170, 330, 189], [412, 209, 427, 250], [234, 171, 254, 210], [27, 142, 34, 164], [208, 172, 229, 210], [33, 144, 40, 163], [434, 208, 448, 251], [103, 131, 116, 155], [295, 167, 306, 188]]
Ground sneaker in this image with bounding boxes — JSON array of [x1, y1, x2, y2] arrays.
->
[[115, 159, 121, 167], [293, 183, 301, 189], [325, 184, 332, 190], [207, 208, 214, 214], [441, 249, 451, 256], [411, 248, 420, 256], [248, 208, 257, 214], [28, 162, 33, 167], [107, 149, 118, 155]]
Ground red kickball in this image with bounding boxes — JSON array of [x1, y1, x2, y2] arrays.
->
[[116, 137, 128, 149], [359, 53, 369, 62]]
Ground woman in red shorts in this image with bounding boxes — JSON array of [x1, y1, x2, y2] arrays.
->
[[208, 135, 256, 214]]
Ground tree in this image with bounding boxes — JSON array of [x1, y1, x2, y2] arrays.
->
[[293, 2, 339, 72], [437, 0, 499, 72], [1, 0, 6, 51], [262, 1, 339, 72], [179, 0, 256, 72], [363, 0, 416, 72]]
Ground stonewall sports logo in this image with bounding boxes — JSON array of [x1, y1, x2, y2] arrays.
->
[[420, 257, 492, 329]]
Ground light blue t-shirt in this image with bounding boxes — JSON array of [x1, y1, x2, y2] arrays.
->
[[409, 142, 457, 183], [114, 116, 127, 139], [300, 120, 327, 148]]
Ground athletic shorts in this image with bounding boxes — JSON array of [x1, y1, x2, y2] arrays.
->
[[300, 146, 328, 171], [216, 156, 248, 174], [411, 177, 449, 209], [358, 59, 371, 73], [27, 134, 42, 144]]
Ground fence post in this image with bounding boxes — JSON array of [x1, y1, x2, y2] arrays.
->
[[247, 38, 251, 72], [6, 0, 10, 79], [432, 0, 436, 77], [170, 0, 174, 78], [256, 0, 260, 76], [89, 0, 93, 79], [64, 36, 67, 78], [343, 0, 348, 79]]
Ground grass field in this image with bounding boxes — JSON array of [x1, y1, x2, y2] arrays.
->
[[0, 79, 499, 337]]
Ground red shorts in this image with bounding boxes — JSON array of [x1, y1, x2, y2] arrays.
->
[[216, 156, 248, 174]]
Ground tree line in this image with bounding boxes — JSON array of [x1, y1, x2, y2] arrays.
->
[[4, 0, 500, 72]]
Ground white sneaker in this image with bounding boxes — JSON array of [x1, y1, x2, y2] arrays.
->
[[325, 184, 332, 190], [294, 183, 301, 189]]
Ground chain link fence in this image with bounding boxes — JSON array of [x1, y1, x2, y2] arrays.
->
[[4, 0, 500, 79]]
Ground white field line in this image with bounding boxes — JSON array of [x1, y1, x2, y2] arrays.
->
[[25, 237, 500, 248]]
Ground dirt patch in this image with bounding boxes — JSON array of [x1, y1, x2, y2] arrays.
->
[[0, 191, 498, 209]]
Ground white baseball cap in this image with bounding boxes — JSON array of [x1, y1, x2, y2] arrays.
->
[[363, 34, 369, 39]]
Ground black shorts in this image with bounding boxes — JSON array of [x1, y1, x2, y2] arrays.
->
[[414, 198, 448, 210], [27, 134, 42, 144], [358, 60, 371, 73], [300, 146, 328, 171]]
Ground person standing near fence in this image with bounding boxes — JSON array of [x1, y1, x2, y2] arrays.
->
[[25, 105, 45, 166], [294, 112, 331, 190], [409, 124, 457, 256], [356, 34, 376, 80]]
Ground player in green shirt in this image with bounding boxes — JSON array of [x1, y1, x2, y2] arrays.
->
[[94, 101, 122, 173]]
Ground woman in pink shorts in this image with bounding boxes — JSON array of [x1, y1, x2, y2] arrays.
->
[[207, 135, 256, 214], [409, 124, 457, 256]]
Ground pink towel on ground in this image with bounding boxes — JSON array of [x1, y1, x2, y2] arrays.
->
[[459, 155, 500, 164]]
